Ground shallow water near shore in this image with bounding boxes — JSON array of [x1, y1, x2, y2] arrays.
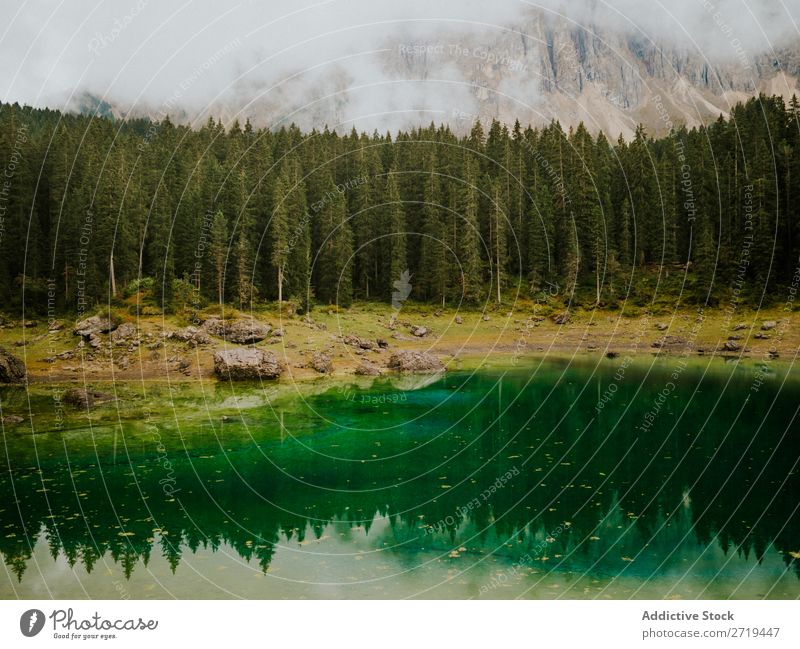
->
[[1, 356, 799, 599]]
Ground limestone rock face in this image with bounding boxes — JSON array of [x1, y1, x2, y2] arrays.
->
[[381, 9, 800, 139], [213, 348, 284, 380], [387, 351, 445, 373], [92, 6, 798, 140], [0, 347, 26, 383]]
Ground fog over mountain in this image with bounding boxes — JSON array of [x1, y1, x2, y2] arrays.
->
[[1, 0, 799, 137]]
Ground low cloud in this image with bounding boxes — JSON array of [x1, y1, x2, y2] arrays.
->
[[0, 0, 797, 132]]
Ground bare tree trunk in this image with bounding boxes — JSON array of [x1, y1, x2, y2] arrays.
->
[[496, 227, 502, 305], [110, 253, 117, 297], [595, 250, 601, 306]]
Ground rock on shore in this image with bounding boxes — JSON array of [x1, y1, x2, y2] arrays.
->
[[73, 315, 117, 337], [0, 347, 26, 383], [310, 351, 333, 374], [213, 348, 284, 380], [387, 350, 445, 373], [204, 318, 271, 344]]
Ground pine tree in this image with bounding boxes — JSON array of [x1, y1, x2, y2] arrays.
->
[[385, 170, 407, 298], [210, 210, 228, 306], [457, 156, 484, 302], [269, 169, 290, 304], [418, 149, 447, 304], [489, 177, 508, 304]]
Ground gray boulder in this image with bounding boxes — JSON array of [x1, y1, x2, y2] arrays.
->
[[0, 347, 26, 383], [204, 318, 271, 344], [310, 352, 333, 374], [387, 350, 445, 373], [74, 315, 117, 337], [168, 326, 210, 346], [111, 323, 139, 345], [343, 334, 376, 350], [355, 360, 381, 376], [761, 320, 777, 331], [213, 348, 284, 380], [651, 335, 687, 349]]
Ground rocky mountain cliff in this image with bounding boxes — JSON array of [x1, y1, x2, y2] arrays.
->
[[380, 11, 800, 138], [77, 9, 800, 139]]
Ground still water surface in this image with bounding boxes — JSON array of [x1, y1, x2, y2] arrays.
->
[[1, 357, 798, 598]]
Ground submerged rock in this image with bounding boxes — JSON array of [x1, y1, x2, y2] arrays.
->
[[387, 350, 445, 373], [761, 320, 777, 331], [0, 347, 26, 383], [63, 388, 116, 408], [213, 348, 284, 380], [552, 311, 570, 325]]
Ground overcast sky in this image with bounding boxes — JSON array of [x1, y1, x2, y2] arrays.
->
[[1, 0, 798, 130]]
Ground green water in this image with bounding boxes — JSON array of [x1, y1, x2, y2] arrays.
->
[[1, 356, 799, 599]]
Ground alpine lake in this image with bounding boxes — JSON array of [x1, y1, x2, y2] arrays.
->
[[1, 355, 798, 599]]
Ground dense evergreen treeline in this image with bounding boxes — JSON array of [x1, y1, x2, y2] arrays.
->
[[0, 94, 798, 313]]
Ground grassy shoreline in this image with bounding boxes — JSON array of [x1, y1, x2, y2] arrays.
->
[[0, 303, 796, 389]]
